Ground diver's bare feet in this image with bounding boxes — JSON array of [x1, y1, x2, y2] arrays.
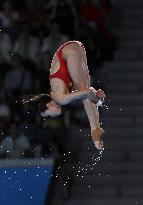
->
[[94, 140, 104, 151], [91, 127, 105, 151]]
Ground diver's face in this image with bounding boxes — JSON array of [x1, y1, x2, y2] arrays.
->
[[40, 100, 61, 117]]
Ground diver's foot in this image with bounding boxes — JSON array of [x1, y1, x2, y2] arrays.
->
[[94, 140, 104, 151], [91, 127, 105, 151]]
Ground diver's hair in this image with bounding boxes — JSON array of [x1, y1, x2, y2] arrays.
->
[[23, 94, 52, 113]]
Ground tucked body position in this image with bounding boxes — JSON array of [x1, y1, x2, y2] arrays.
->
[[27, 41, 105, 150]]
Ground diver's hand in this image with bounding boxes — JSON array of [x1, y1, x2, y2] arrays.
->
[[96, 89, 105, 100], [88, 87, 105, 105]]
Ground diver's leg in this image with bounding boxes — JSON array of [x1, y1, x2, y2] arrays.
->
[[66, 44, 104, 150]]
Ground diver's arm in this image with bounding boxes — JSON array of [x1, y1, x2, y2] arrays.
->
[[51, 89, 90, 105]]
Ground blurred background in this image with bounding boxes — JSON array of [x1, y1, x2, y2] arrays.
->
[[0, 0, 143, 204]]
